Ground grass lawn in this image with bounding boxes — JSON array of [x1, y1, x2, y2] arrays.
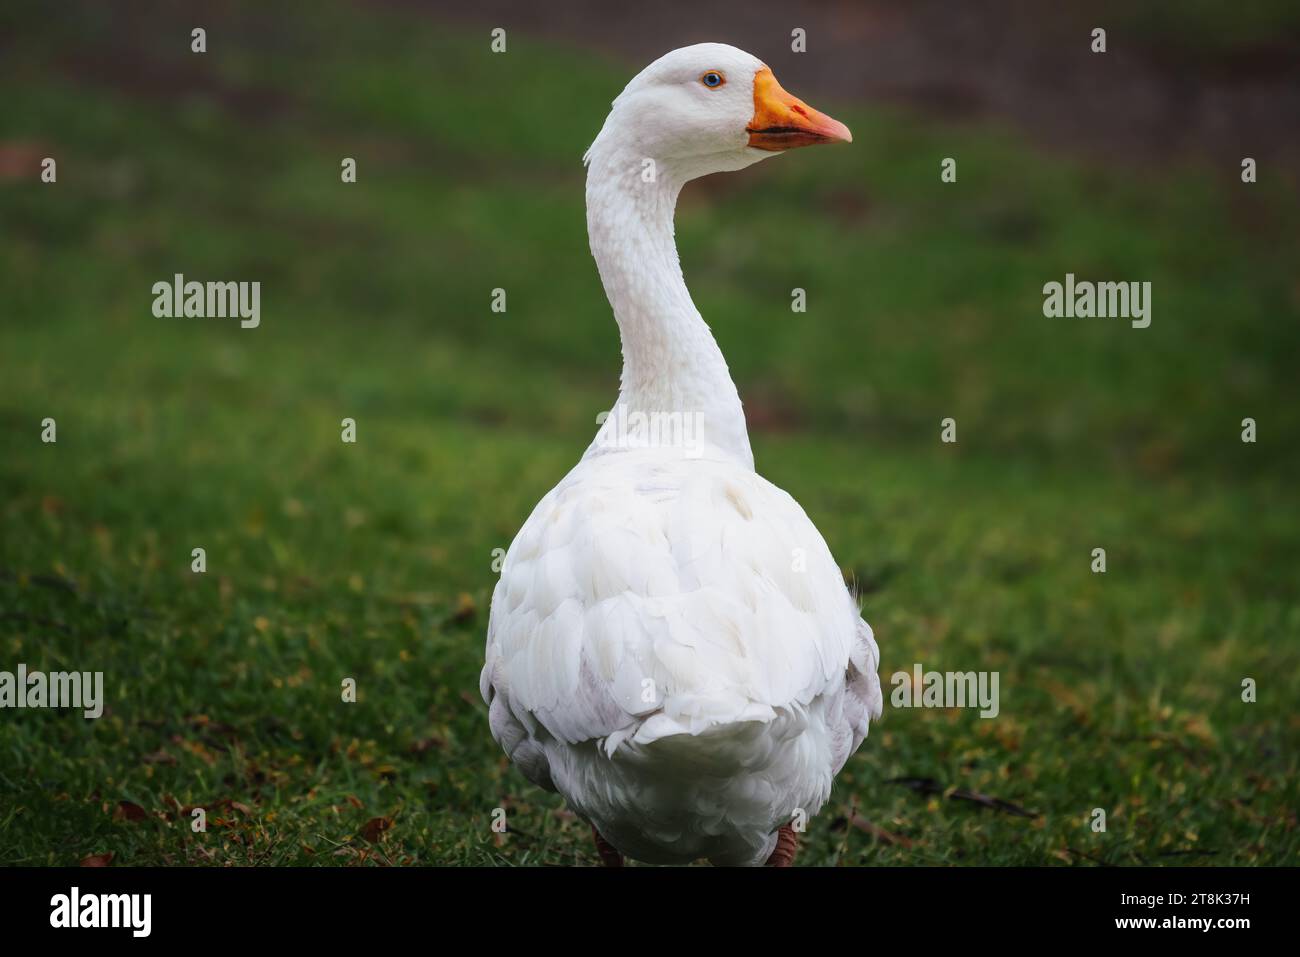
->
[[1, 0, 1297, 865]]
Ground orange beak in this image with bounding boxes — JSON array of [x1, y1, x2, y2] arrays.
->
[[747, 66, 852, 151]]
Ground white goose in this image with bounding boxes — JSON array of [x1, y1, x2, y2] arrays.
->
[[481, 43, 881, 866]]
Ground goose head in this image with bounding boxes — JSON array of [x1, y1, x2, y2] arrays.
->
[[587, 42, 851, 181]]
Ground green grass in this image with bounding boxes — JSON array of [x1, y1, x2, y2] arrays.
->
[[1, 0, 1297, 866]]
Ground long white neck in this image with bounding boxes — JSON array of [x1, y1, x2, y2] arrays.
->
[[582, 138, 753, 468]]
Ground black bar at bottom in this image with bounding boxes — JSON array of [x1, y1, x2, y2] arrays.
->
[[0, 865, 1284, 942]]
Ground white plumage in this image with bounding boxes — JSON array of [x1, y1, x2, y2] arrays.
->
[[481, 44, 881, 866]]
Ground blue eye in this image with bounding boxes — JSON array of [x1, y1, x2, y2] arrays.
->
[[701, 71, 724, 88]]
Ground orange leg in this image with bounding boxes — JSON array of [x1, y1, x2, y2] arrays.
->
[[764, 824, 799, 867], [592, 826, 623, 867]]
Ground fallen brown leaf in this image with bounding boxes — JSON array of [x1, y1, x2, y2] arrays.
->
[[113, 801, 148, 822], [361, 817, 392, 843], [80, 852, 115, 867]]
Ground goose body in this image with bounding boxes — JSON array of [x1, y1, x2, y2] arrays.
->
[[481, 44, 881, 866]]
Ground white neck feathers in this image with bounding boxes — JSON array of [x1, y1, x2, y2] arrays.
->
[[582, 138, 753, 467]]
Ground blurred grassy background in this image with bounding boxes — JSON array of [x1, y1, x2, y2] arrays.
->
[[1, 0, 1297, 865]]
